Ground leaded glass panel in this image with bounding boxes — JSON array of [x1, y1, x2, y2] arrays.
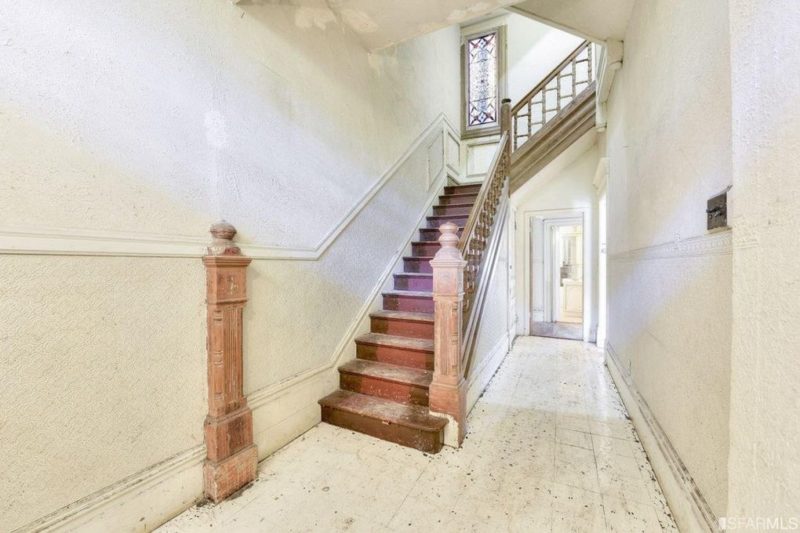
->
[[467, 32, 498, 127]]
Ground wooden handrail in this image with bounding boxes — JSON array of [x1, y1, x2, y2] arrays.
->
[[458, 131, 509, 323], [510, 40, 593, 150]]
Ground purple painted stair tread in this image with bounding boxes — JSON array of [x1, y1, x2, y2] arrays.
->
[[355, 332, 433, 352], [319, 390, 447, 432]]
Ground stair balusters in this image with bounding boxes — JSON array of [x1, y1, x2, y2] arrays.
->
[[430, 99, 511, 446]]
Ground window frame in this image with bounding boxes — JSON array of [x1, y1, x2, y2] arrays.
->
[[461, 25, 506, 139]]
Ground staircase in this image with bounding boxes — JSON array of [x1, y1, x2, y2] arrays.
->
[[318, 41, 597, 454], [319, 183, 481, 453]]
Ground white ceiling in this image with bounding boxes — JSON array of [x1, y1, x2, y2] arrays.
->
[[238, 0, 633, 50], [238, 0, 520, 50], [509, 0, 634, 42]]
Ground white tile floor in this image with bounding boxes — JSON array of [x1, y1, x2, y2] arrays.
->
[[159, 337, 678, 533]]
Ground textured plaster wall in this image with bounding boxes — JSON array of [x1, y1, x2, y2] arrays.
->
[[0, 1, 460, 529], [511, 135, 600, 339], [727, 0, 800, 522], [0, 257, 206, 529], [604, 0, 732, 517]]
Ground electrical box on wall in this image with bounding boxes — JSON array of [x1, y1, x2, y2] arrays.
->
[[707, 189, 728, 230]]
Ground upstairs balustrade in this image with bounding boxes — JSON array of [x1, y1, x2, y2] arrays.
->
[[511, 41, 594, 151]]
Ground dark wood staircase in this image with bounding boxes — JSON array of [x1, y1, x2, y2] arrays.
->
[[319, 183, 480, 453]]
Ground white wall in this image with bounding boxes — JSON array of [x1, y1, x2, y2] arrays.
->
[[727, 0, 800, 524], [511, 133, 599, 340], [0, 1, 461, 530], [603, 0, 732, 523]]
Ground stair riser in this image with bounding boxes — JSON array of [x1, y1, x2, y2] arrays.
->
[[439, 194, 478, 205], [383, 294, 434, 313], [433, 205, 472, 216], [411, 242, 440, 256], [393, 275, 433, 292], [444, 185, 481, 195], [339, 373, 429, 406], [427, 216, 468, 229], [370, 316, 433, 339], [402, 258, 432, 273], [321, 406, 443, 453], [418, 228, 462, 242], [357, 344, 433, 370]]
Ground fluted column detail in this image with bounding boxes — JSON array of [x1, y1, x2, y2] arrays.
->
[[429, 222, 468, 446]]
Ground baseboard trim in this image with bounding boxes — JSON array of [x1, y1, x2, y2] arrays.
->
[[14, 127, 455, 533], [605, 343, 718, 533], [14, 446, 205, 532]]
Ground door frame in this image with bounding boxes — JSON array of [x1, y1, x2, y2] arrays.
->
[[543, 217, 583, 323], [521, 207, 592, 342]]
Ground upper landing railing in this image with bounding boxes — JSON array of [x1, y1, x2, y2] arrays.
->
[[510, 41, 594, 151]]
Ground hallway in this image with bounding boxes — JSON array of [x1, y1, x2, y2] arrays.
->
[[160, 337, 676, 532]]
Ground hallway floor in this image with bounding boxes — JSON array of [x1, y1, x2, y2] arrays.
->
[[159, 337, 677, 532]]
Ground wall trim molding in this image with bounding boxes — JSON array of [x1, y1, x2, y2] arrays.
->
[[605, 343, 718, 533], [0, 114, 460, 261], [247, 171, 448, 410], [609, 230, 732, 263], [15, 446, 205, 532], [12, 118, 457, 533]]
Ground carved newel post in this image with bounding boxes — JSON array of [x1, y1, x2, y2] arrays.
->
[[202, 221, 258, 502], [429, 222, 468, 446]]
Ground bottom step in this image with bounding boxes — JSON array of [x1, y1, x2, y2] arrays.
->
[[319, 390, 447, 453]]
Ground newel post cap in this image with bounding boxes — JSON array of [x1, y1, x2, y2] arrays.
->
[[431, 222, 466, 267], [207, 220, 242, 256]]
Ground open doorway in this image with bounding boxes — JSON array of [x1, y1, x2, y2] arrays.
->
[[530, 215, 584, 340]]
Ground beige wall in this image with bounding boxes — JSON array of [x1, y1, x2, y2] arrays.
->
[[604, 0, 732, 521], [0, 1, 461, 529], [727, 0, 800, 524]]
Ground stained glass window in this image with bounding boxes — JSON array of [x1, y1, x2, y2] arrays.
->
[[466, 32, 498, 127]]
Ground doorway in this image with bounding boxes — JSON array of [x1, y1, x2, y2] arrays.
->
[[530, 216, 584, 340]]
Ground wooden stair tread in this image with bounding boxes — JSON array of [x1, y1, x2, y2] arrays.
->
[[369, 309, 433, 323], [355, 332, 433, 352], [420, 225, 464, 232], [434, 202, 475, 208], [319, 390, 447, 432], [382, 289, 433, 298], [339, 359, 432, 387], [440, 192, 478, 198]]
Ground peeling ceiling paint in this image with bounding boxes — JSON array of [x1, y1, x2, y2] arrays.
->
[[240, 0, 519, 50]]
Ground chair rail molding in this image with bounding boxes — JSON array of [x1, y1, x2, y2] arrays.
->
[[0, 115, 460, 261]]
